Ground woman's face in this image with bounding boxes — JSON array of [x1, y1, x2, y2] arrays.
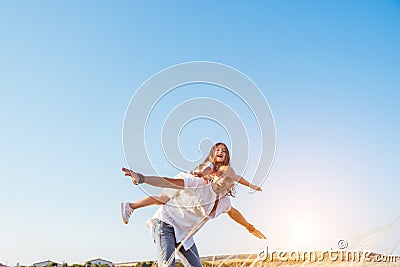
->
[[213, 145, 228, 164]]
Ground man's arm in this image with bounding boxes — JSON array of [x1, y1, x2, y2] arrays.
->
[[122, 167, 184, 189], [227, 207, 266, 239], [236, 175, 262, 191]]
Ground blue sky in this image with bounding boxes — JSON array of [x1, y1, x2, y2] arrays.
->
[[1, 0, 399, 265]]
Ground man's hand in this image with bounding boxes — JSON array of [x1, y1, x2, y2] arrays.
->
[[122, 167, 133, 177], [122, 167, 139, 185], [122, 168, 184, 189], [250, 228, 267, 239], [249, 184, 262, 191], [246, 223, 266, 239]]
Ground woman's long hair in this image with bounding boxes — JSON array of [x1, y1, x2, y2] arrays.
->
[[192, 142, 236, 197], [193, 142, 230, 173]]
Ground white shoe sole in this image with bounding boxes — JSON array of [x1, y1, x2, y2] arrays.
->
[[121, 202, 129, 224]]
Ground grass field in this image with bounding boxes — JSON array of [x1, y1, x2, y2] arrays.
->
[[200, 251, 400, 267], [116, 252, 399, 267]]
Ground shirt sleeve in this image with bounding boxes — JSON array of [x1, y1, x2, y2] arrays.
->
[[183, 176, 201, 188], [163, 175, 202, 199], [162, 172, 193, 199], [219, 196, 232, 213], [162, 188, 180, 199], [183, 174, 208, 195]]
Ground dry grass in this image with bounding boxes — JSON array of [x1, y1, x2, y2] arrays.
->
[[200, 251, 400, 267]]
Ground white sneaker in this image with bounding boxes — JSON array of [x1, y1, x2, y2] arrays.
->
[[121, 202, 134, 224]]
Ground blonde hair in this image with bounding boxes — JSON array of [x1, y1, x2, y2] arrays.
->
[[192, 143, 236, 197], [193, 142, 231, 174]]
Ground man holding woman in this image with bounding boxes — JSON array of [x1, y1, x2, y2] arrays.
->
[[123, 164, 265, 267]]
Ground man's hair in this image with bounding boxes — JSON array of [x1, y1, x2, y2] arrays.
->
[[218, 165, 237, 198]]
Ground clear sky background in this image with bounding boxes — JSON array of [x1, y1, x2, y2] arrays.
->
[[1, 0, 400, 265]]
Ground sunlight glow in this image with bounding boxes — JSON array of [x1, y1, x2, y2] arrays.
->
[[293, 223, 313, 247]]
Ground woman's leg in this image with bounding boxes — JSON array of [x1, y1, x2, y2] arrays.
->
[[129, 195, 166, 209], [121, 194, 169, 224]]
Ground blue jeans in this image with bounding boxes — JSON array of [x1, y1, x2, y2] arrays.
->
[[151, 219, 202, 267]]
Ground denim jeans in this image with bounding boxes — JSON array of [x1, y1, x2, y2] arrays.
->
[[151, 219, 202, 267]]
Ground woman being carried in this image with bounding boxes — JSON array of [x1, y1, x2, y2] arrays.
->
[[121, 142, 262, 224]]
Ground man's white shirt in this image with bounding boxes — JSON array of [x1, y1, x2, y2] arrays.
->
[[148, 172, 232, 250]]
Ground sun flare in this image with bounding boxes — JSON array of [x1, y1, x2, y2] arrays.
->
[[293, 223, 313, 245]]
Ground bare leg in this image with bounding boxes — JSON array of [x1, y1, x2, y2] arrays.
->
[[121, 193, 170, 224], [129, 193, 170, 210]]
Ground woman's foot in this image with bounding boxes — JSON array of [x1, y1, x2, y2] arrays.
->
[[121, 202, 134, 224]]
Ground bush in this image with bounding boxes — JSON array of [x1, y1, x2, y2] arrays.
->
[[136, 262, 153, 267]]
